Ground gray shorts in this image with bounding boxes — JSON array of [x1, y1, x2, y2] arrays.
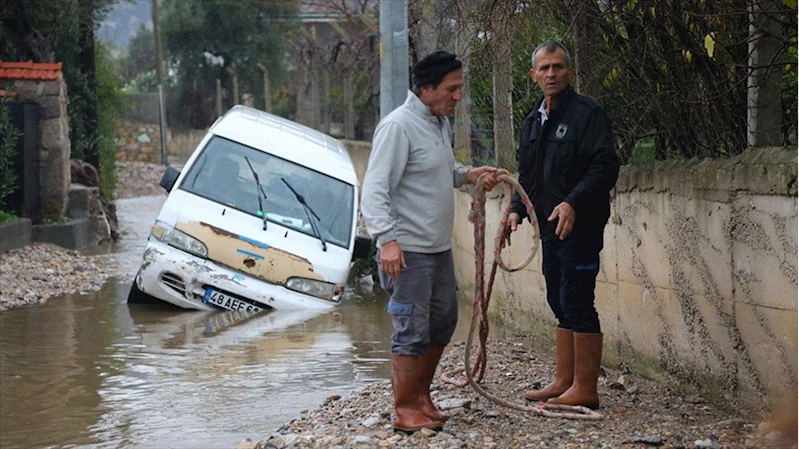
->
[[377, 249, 459, 356]]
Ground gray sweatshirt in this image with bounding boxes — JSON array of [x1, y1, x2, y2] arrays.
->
[[361, 91, 469, 253]]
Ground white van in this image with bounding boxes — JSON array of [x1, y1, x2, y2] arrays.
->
[[128, 106, 370, 312]]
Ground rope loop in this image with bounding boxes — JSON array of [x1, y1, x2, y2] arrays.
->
[[441, 172, 603, 421]]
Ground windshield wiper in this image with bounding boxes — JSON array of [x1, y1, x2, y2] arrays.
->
[[281, 177, 327, 252], [244, 157, 268, 230]]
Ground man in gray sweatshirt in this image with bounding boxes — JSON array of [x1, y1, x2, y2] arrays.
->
[[361, 51, 499, 433]]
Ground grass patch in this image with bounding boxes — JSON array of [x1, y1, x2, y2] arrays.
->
[[627, 137, 655, 165], [0, 211, 20, 224], [41, 216, 68, 225]]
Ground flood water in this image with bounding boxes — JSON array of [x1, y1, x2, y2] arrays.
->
[[0, 196, 515, 449]]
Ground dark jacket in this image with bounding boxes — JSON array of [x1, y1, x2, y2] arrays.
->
[[511, 86, 619, 240]]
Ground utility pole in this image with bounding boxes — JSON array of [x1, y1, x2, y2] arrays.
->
[[379, 0, 409, 119], [151, 0, 168, 165]]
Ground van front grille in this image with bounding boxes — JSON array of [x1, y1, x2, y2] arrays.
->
[[162, 273, 186, 296]]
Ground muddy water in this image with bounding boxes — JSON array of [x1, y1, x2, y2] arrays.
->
[[0, 196, 516, 449]]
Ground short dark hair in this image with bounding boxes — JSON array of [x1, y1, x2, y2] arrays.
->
[[412, 51, 462, 88], [531, 41, 572, 69]]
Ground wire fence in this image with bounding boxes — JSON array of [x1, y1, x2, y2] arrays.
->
[[119, 0, 796, 170]]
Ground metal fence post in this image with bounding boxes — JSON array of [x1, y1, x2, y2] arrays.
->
[[158, 84, 168, 166]]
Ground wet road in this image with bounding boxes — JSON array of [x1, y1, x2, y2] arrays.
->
[[0, 195, 514, 449]]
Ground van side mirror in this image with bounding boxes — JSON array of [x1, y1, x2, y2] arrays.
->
[[353, 235, 372, 260], [160, 166, 181, 193]]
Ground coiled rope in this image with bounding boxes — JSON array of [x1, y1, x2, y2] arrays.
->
[[441, 171, 602, 420]]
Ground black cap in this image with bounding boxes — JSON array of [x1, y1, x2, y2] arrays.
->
[[412, 51, 462, 87]]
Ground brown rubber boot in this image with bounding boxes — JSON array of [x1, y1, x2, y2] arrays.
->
[[419, 345, 449, 422], [547, 332, 602, 410], [391, 354, 443, 433], [524, 328, 574, 402]]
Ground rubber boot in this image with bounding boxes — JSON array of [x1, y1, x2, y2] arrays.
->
[[547, 332, 602, 410], [524, 328, 574, 402], [419, 345, 449, 422], [391, 355, 443, 433]]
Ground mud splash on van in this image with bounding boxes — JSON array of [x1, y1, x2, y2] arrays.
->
[[176, 220, 323, 285]]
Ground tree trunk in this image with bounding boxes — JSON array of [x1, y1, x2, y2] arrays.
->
[[263, 70, 272, 113], [320, 63, 330, 134], [232, 71, 240, 105], [344, 68, 355, 139], [491, 4, 514, 171], [409, 0, 436, 61], [79, 22, 99, 169], [453, 2, 472, 165], [2, 0, 55, 63], [572, 1, 602, 99], [216, 78, 223, 117], [747, 0, 782, 147]]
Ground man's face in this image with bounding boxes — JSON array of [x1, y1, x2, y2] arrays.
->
[[531, 48, 574, 101], [420, 69, 463, 116]]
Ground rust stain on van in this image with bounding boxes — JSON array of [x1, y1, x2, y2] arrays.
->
[[175, 221, 323, 284]]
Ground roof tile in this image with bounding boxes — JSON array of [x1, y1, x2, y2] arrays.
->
[[0, 61, 63, 81]]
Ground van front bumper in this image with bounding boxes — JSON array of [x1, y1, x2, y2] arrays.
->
[[136, 240, 338, 311]]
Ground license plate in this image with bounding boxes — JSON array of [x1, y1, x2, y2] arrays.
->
[[203, 289, 262, 313]]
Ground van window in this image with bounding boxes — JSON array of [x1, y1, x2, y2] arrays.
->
[[180, 136, 354, 248]]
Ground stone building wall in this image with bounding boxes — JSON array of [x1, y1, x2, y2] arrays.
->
[[0, 70, 71, 220]]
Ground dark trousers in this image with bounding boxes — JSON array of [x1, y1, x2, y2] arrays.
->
[[541, 230, 604, 333]]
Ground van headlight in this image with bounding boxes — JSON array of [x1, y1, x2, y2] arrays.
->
[[150, 221, 208, 258], [285, 277, 336, 300]]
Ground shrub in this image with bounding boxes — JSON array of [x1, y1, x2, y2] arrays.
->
[[0, 93, 19, 209]]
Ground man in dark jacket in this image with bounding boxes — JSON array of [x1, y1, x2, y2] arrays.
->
[[505, 41, 619, 410]]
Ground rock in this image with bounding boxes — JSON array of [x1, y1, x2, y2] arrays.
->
[[353, 435, 373, 445], [362, 417, 379, 428], [137, 133, 151, 143], [438, 398, 471, 410], [387, 434, 404, 444], [282, 433, 299, 446], [234, 438, 263, 449], [419, 427, 437, 437], [694, 438, 721, 449], [325, 394, 342, 404], [608, 380, 626, 391], [631, 435, 663, 445]]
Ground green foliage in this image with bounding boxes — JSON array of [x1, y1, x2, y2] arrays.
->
[[42, 215, 68, 225], [0, 0, 125, 167], [0, 210, 21, 224], [96, 40, 128, 198], [160, 0, 298, 129], [626, 138, 656, 165], [0, 93, 20, 209], [123, 69, 159, 94], [117, 23, 156, 85]]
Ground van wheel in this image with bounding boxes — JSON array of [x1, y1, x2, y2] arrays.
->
[[127, 278, 161, 305]]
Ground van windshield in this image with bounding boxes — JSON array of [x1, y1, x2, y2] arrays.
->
[[180, 136, 355, 249]]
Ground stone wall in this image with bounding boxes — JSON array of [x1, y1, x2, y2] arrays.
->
[[343, 141, 797, 415], [115, 121, 205, 164], [115, 120, 162, 164], [1, 77, 71, 219]]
